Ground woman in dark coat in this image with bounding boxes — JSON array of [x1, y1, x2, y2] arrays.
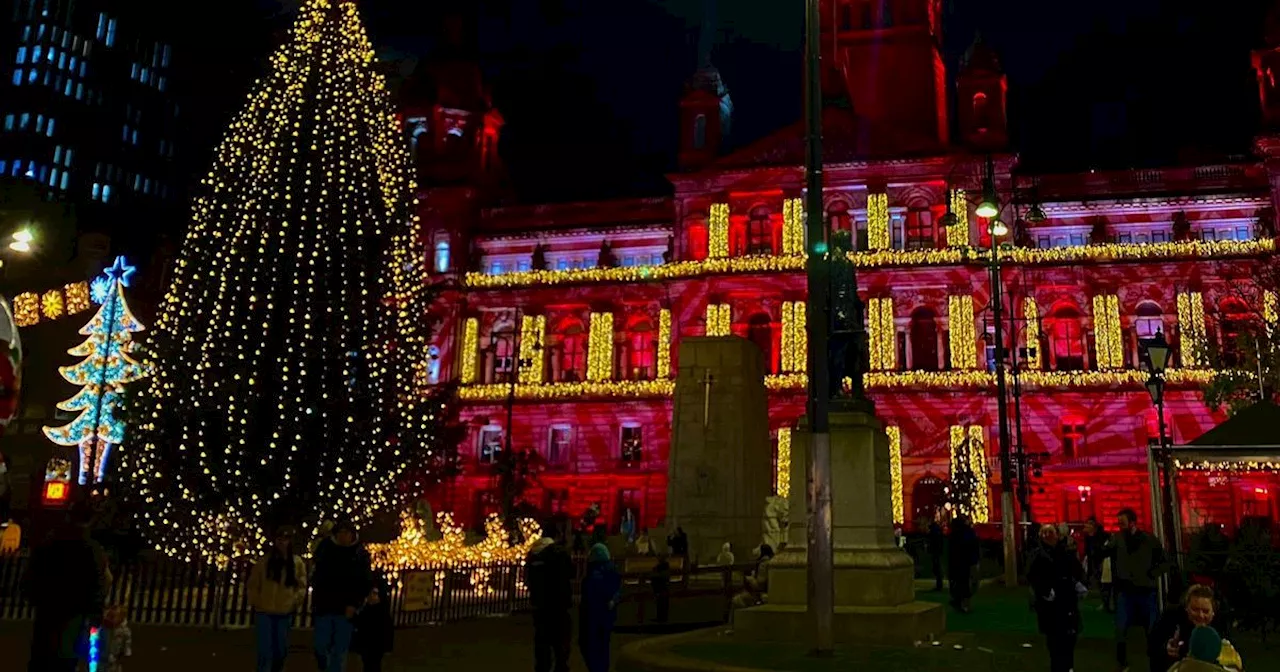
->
[[1028, 524, 1087, 672], [579, 543, 622, 672], [947, 515, 980, 613], [352, 571, 394, 672]]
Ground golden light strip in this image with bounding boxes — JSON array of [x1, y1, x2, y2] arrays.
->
[[705, 303, 731, 337], [657, 308, 672, 379], [946, 189, 969, 247], [776, 427, 792, 498], [867, 193, 890, 250], [460, 317, 479, 384], [1092, 294, 1123, 369], [518, 314, 546, 384], [887, 425, 903, 525], [867, 297, 897, 371], [967, 426, 990, 524], [587, 312, 615, 381], [948, 295, 977, 369], [1265, 290, 1278, 328], [460, 239, 1276, 289], [781, 302, 796, 373], [1177, 292, 1206, 367], [782, 197, 804, 256], [708, 202, 730, 259], [949, 425, 990, 524], [1023, 297, 1042, 370]]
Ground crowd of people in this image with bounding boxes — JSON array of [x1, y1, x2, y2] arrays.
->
[[922, 507, 1247, 672]]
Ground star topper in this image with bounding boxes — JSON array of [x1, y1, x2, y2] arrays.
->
[[104, 256, 136, 288]]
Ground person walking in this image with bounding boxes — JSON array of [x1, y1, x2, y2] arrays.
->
[[650, 554, 672, 624], [947, 515, 980, 613], [1149, 584, 1242, 672], [1082, 518, 1112, 610], [1168, 627, 1230, 672], [579, 543, 622, 672], [22, 507, 107, 672], [527, 522, 574, 672], [352, 571, 394, 672], [248, 527, 307, 672], [311, 520, 372, 672], [927, 519, 946, 591], [1029, 524, 1087, 672], [1107, 507, 1170, 672]]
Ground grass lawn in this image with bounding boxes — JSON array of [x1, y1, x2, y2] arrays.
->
[[663, 588, 1280, 672]]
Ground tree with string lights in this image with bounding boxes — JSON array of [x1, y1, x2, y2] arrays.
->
[[124, 0, 439, 565]]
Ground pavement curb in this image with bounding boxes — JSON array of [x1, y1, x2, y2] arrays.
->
[[617, 626, 771, 672]]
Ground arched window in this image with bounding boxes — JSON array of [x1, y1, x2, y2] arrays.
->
[[686, 219, 709, 261], [548, 317, 587, 382], [729, 217, 747, 257], [1047, 304, 1086, 371], [905, 208, 935, 250], [623, 316, 655, 380], [972, 92, 991, 132], [747, 313, 776, 373], [427, 345, 441, 385], [1060, 414, 1087, 459], [411, 122, 430, 164], [747, 206, 772, 255], [1219, 298, 1250, 367], [1134, 301, 1164, 339], [433, 240, 450, 273], [693, 114, 707, 150], [909, 307, 940, 371], [828, 201, 852, 234]]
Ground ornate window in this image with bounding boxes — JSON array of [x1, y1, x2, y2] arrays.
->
[[547, 317, 587, 382], [623, 315, 656, 380], [1219, 298, 1250, 368], [1047, 304, 1087, 371], [693, 114, 707, 149], [747, 206, 772, 255], [547, 425, 572, 467], [904, 208, 935, 250], [1061, 416, 1086, 459], [427, 345, 441, 385], [433, 240, 450, 273], [972, 92, 991, 131], [478, 425, 503, 464], [686, 219, 709, 261], [620, 424, 643, 467], [747, 312, 776, 373], [485, 320, 516, 384], [828, 201, 852, 234], [909, 307, 940, 371]]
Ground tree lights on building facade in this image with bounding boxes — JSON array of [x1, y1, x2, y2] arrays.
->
[[782, 197, 804, 255], [587, 312, 615, 381], [950, 425, 990, 523], [867, 297, 897, 371], [1177, 291, 1208, 367], [888, 425, 904, 525], [708, 202, 730, 258], [1092, 294, 1124, 369], [780, 301, 807, 373], [946, 189, 969, 247], [705, 303, 731, 336], [867, 192, 891, 250], [949, 294, 977, 369], [518, 315, 546, 384]]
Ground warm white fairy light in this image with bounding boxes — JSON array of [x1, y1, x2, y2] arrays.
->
[[124, 0, 431, 567]]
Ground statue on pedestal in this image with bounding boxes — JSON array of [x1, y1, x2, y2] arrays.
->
[[762, 495, 789, 551]]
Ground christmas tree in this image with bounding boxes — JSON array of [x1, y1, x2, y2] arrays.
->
[[125, 0, 435, 565], [44, 257, 148, 485]]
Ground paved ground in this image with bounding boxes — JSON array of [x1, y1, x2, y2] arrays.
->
[[0, 613, 647, 671]]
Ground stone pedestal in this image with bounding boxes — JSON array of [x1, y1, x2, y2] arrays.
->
[[666, 337, 772, 564], [734, 408, 945, 646]]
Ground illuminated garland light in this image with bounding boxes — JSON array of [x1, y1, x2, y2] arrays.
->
[[1178, 292, 1207, 367], [887, 425, 903, 525], [12, 282, 92, 327], [776, 427, 792, 498], [123, 0, 436, 566], [1092, 294, 1123, 369], [706, 303, 731, 337], [1265, 291, 1277, 333], [949, 295, 977, 369], [949, 425, 990, 524], [780, 301, 807, 373], [946, 190, 969, 247], [587, 312, 615, 382], [708, 203, 730, 259], [461, 239, 1275, 289], [1023, 297, 1042, 370], [1175, 459, 1280, 472], [782, 198, 805, 256], [867, 297, 896, 371], [518, 315, 546, 384], [657, 309, 672, 379], [460, 318, 479, 384], [458, 379, 674, 401], [43, 258, 148, 486], [367, 512, 540, 575], [867, 193, 890, 250]]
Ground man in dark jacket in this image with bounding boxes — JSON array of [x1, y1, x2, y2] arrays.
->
[[1083, 518, 1112, 610], [24, 508, 107, 672], [1107, 508, 1170, 671], [311, 521, 372, 672], [526, 522, 574, 672], [926, 520, 945, 591]]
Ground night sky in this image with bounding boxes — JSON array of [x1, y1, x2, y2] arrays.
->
[[175, 0, 1271, 204]]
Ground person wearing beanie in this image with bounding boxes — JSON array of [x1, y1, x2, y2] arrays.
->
[[311, 520, 372, 672], [1168, 626, 1229, 672], [527, 521, 573, 672], [579, 543, 621, 672]]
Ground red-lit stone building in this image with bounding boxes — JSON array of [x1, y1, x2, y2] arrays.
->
[[407, 3, 1280, 535]]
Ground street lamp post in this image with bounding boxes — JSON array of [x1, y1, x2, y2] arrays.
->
[[802, 0, 836, 654], [488, 315, 541, 529], [1143, 332, 1181, 568]]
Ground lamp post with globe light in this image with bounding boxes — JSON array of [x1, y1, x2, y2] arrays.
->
[[1142, 329, 1181, 610]]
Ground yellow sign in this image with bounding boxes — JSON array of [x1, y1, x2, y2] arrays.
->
[[0, 522, 20, 556], [400, 571, 434, 612]]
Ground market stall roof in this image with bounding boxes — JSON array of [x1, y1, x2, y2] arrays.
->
[[1171, 401, 1280, 468]]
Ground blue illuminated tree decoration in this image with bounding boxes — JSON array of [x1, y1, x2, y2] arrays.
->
[[44, 257, 148, 485]]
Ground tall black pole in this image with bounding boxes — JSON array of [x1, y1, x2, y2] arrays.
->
[[986, 158, 1017, 587], [802, 0, 834, 654]]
